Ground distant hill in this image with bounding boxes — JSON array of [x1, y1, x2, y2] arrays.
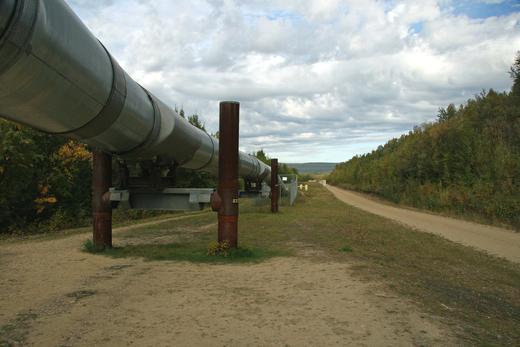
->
[[285, 162, 337, 174]]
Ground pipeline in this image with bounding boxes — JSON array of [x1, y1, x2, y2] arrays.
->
[[0, 0, 271, 182]]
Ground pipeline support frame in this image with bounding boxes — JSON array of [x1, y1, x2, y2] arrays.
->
[[217, 101, 240, 248], [92, 150, 112, 249], [271, 158, 279, 213]]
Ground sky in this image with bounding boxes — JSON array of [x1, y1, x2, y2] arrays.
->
[[66, 0, 520, 163]]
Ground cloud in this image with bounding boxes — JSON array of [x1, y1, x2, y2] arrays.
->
[[65, 0, 520, 162]]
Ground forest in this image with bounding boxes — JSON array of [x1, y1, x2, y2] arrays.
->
[[328, 56, 520, 229]]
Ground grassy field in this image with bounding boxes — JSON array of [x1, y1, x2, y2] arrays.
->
[[84, 183, 520, 346]]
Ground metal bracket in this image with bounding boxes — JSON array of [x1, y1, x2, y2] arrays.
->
[[261, 182, 270, 198], [109, 187, 214, 211]]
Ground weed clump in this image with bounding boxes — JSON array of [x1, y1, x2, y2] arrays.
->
[[207, 240, 231, 256], [207, 241, 255, 259], [338, 246, 353, 253], [82, 239, 105, 253]]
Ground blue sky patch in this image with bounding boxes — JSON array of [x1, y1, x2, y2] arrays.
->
[[450, 0, 519, 19], [410, 21, 424, 33]]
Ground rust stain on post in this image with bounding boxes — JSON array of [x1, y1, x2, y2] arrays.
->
[[271, 158, 279, 213], [218, 101, 240, 248], [92, 150, 112, 249]]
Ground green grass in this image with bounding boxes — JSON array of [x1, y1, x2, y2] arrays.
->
[[82, 183, 520, 345], [338, 246, 353, 253], [82, 239, 97, 253], [99, 243, 280, 263], [83, 211, 288, 263]]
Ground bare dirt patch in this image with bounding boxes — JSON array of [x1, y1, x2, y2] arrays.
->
[[0, 222, 456, 346]]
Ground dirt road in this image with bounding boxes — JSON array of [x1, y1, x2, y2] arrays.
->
[[325, 184, 520, 264], [0, 216, 456, 346]]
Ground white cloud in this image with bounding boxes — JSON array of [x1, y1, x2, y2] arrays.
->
[[65, 0, 520, 162]]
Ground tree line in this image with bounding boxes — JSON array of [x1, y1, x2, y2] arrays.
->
[[328, 56, 520, 229]]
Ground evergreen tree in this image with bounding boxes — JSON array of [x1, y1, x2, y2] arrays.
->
[[188, 114, 205, 131], [437, 104, 456, 122], [254, 149, 270, 165], [509, 51, 520, 96]]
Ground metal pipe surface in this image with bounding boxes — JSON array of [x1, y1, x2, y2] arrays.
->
[[92, 151, 112, 249], [0, 0, 271, 183], [217, 102, 239, 248], [271, 159, 279, 213], [0, 0, 15, 34]]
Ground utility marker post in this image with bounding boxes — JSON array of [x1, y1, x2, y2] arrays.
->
[[217, 101, 240, 248], [271, 158, 279, 213], [92, 150, 112, 249]]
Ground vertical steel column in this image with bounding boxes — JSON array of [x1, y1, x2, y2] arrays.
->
[[271, 158, 279, 213], [218, 101, 240, 248], [92, 151, 112, 249]]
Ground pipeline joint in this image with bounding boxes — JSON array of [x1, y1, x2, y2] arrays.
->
[[65, 45, 128, 139], [0, 0, 39, 75]]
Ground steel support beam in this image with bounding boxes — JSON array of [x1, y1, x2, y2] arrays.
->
[[217, 102, 240, 248], [92, 151, 112, 249], [271, 158, 279, 213], [109, 188, 213, 211]]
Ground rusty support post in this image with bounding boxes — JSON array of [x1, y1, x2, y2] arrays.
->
[[271, 158, 279, 213], [92, 150, 112, 249], [217, 101, 240, 248]]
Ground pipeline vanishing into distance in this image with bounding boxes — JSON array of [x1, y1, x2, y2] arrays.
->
[[0, 0, 271, 183]]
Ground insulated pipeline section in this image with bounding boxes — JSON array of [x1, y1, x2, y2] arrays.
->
[[0, 0, 272, 183], [0, 0, 16, 34], [0, 0, 155, 153], [0, 0, 115, 133]]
